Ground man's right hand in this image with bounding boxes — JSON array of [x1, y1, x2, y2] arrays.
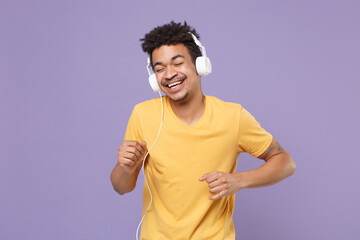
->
[[117, 140, 147, 173]]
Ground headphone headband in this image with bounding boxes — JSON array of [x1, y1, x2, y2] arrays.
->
[[188, 32, 208, 58]]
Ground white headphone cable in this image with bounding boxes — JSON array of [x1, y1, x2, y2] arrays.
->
[[136, 92, 164, 240]]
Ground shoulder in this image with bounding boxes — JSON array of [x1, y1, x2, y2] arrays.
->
[[207, 95, 243, 113], [133, 97, 162, 114], [129, 97, 163, 123]]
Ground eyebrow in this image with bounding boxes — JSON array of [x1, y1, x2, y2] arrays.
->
[[153, 54, 185, 68]]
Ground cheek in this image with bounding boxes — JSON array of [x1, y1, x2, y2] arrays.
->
[[181, 63, 197, 76], [155, 73, 163, 83]]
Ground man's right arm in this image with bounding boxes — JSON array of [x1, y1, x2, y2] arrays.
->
[[110, 140, 147, 195]]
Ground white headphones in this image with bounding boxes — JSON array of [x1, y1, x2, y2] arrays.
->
[[146, 32, 212, 92]]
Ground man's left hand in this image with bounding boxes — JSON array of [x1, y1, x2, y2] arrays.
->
[[199, 171, 241, 200]]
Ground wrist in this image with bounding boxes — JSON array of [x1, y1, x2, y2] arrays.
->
[[119, 164, 137, 176], [236, 172, 250, 190]]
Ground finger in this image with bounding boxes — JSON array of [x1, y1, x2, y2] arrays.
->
[[119, 158, 136, 167], [139, 141, 147, 155], [124, 146, 142, 161], [204, 173, 220, 184], [120, 154, 144, 167], [208, 179, 222, 188], [120, 152, 137, 164], [209, 185, 224, 194], [209, 190, 227, 201], [199, 174, 207, 181], [119, 144, 144, 162], [199, 171, 216, 182], [122, 140, 139, 146], [140, 141, 147, 148], [133, 141, 147, 156]]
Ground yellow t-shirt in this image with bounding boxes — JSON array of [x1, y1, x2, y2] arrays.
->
[[124, 95, 272, 240]]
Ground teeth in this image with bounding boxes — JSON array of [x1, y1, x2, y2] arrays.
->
[[168, 81, 182, 88]]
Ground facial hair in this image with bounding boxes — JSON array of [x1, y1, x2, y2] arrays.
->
[[168, 92, 189, 103]]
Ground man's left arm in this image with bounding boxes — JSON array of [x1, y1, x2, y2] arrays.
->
[[199, 137, 296, 200]]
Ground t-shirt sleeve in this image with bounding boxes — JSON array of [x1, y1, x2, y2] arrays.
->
[[237, 107, 273, 157], [124, 105, 143, 142]]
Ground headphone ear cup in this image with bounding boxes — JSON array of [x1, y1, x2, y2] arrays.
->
[[196, 56, 212, 76], [149, 73, 161, 92]]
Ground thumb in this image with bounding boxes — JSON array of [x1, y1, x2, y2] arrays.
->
[[140, 141, 147, 147], [140, 141, 147, 154]]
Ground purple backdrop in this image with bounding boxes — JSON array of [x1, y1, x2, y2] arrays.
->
[[1, 0, 359, 239]]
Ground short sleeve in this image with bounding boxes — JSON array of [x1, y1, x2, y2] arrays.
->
[[124, 105, 143, 142], [237, 107, 273, 157]]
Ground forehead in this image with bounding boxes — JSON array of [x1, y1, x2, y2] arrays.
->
[[152, 43, 191, 63]]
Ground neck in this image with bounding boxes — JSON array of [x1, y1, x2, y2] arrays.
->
[[169, 92, 206, 126]]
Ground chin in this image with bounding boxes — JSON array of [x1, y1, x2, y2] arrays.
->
[[168, 92, 189, 103]]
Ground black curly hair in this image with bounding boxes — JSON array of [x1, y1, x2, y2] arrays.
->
[[140, 21, 202, 69]]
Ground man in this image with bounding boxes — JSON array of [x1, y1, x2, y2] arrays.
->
[[110, 21, 296, 239]]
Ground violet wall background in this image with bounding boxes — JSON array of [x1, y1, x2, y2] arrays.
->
[[1, 0, 359, 239]]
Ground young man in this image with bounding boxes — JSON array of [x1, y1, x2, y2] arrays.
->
[[110, 21, 296, 239]]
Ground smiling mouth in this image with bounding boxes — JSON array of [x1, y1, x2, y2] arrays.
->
[[164, 77, 186, 89]]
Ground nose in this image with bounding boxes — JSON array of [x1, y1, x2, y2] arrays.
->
[[164, 65, 177, 80]]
